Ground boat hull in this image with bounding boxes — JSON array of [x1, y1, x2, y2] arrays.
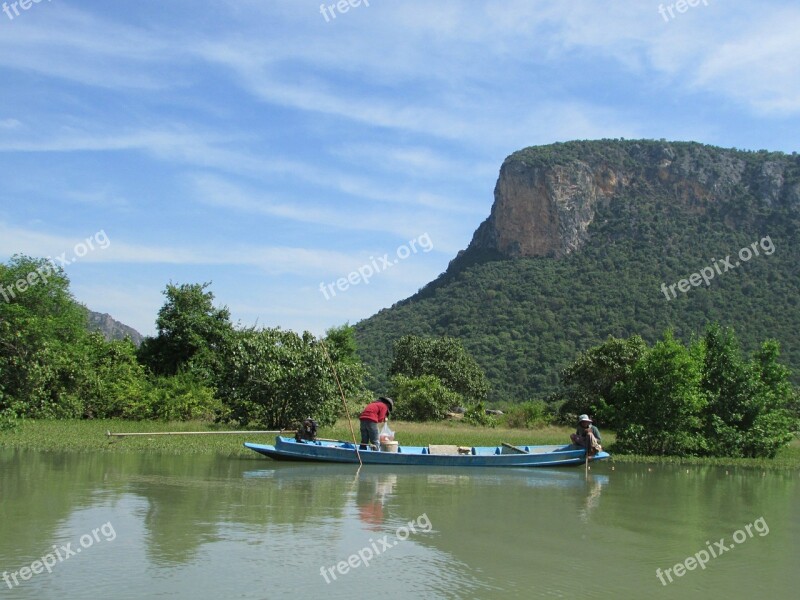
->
[[244, 437, 610, 467]]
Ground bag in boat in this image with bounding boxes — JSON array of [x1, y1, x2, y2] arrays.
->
[[379, 421, 394, 442]]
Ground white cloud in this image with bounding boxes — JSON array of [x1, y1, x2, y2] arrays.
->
[[0, 3, 179, 90], [0, 220, 450, 279], [690, 9, 800, 113], [63, 188, 129, 208], [187, 172, 472, 253]]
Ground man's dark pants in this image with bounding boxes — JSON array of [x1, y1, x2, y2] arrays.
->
[[360, 420, 379, 449]]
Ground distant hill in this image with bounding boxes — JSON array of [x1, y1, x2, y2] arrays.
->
[[354, 139, 800, 403], [87, 310, 144, 346]]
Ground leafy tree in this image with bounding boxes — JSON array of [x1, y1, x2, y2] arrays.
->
[[697, 325, 798, 457], [556, 335, 648, 427], [216, 327, 363, 428], [0, 255, 89, 418], [389, 374, 462, 421], [615, 332, 706, 455], [699, 324, 759, 456], [323, 324, 360, 364], [736, 338, 796, 457], [321, 324, 368, 406], [137, 282, 233, 381], [389, 335, 489, 403], [71, 333, 151, 419]]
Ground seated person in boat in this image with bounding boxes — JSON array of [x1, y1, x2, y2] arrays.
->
[[570, 414, 602, 455], [359, 396, 393, 450]]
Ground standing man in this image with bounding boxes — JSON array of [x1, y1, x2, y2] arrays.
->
[[570, 414, 602, 455], [359, 396, 393, 450]]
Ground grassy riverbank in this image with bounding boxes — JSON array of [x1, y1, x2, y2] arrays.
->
[[1, 419, 798, 468]]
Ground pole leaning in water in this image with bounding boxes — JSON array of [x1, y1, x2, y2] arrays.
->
[[585, 445, 589, 475], [320, 341, 362, 467]]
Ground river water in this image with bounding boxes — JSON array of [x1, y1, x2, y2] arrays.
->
[[0, 449, 796, 599]]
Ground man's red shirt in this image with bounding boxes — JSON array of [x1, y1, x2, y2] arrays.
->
[[359, 401, 388, 423]]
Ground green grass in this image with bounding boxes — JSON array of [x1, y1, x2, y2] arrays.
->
[[2, 419, 798, 468], [608, 438, 800, 470], [0, 419, 270, 457]]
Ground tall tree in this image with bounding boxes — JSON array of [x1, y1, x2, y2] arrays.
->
[[615, 331, 706, 456], [137, 282, 233, 381], [389, 335, 490, 404], [556, 335, 648, 427], [216, 328, 360, 428], [0, 255, 88, 418], [699, 324, 758, 456], [389, 374, 462, 421]]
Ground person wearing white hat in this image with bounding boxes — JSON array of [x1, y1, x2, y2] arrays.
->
[[570, 414, 602, 455]]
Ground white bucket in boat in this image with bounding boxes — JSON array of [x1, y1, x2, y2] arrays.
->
[[380, 440, 399, 452]]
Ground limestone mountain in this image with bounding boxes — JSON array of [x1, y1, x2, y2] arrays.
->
[[87, 310, 144, 346], [354, 139, 800, 403]]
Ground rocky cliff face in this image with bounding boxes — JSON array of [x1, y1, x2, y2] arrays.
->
[[467, 140, 800, 258], [87, 310, 144, 346]]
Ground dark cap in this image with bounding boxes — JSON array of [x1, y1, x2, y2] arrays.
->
[[379, 396, 394, 412]]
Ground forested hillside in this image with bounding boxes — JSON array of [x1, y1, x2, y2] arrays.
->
[[354, 140, 800, 403]]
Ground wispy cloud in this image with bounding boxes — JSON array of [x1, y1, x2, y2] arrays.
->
[[690, 9, 800, 113], [63, 188, 129, 209], [0, 220, 447, 278], [186, 173, 468, 250]]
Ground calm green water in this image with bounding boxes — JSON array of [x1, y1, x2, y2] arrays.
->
[[0, 449, 797, 599]]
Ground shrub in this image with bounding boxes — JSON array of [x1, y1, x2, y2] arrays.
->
[[128, 372, 221, 421], [390, 374, 463, 421], [504, 400, 552, 428], [0, 407, 21, 432], [463, 401, 497, 428], [216, 328, 346, 428]]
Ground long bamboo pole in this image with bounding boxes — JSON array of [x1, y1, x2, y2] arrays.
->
[[320, 341, 362, 467]]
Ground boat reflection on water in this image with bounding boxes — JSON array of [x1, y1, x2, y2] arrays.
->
[[421, 468, 610, 488], [242, 465, 610, 526], [242, 464, 610, 489]]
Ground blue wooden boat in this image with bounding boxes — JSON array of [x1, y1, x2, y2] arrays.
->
[[244, 436, 610, 467]]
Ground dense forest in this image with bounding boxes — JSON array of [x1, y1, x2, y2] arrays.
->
[[354, 140, 800, 403]]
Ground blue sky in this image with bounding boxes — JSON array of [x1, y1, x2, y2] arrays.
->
[[1, 0, 798, 337]]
